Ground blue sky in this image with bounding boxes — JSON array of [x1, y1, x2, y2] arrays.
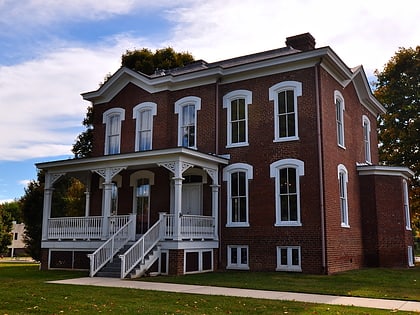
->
[[0, 0, 419, 203]]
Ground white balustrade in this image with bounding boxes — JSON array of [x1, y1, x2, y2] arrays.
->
[[162, 214, 215, 240], [47, 215, 132, 240]]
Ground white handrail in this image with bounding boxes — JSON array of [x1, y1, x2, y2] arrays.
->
[[119, 214, 163, 278], [88, 216, 134, 277]]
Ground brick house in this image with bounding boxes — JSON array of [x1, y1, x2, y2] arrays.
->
[[36, 33, 415, 277]]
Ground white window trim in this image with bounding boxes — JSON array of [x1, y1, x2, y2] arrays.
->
[[174, 96, 201, 149], [133, 102, 157, 151], [270, 159, 304, 227], [269, 81, 302, 142], [408, 246, 415, 267], [403, 179, 411, 231], [338, 164, 350, 228], [334, 91, 345, 149], [223, 90, 252, 148], [276, 246, 302, 272], [362, 115, 372, 164], [227, 245, 250, 270], [223, 163, 253, 227], [103, 108, 125, 155]]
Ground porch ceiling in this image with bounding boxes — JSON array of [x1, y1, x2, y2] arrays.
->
[[36, 147, 229, 174]]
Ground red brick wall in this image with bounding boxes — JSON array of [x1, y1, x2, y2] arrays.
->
[[168, 249, 184, 275]]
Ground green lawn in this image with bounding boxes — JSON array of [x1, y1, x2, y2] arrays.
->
[[0, 262, 418, 315], [141, 265, 420, 301]]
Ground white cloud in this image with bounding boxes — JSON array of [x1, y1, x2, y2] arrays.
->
[[166, 0, 419, 77], [0, 35, 154, 161]]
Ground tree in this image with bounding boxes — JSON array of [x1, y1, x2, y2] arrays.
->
[[72, 106, 93, 158], [0, 206, 12, 255], [72, 47, 194, 157], [0, 200, 23, 223], [121, 47, 194, 75], [20, 173, 44, 261], [375, 46, 420, 234]]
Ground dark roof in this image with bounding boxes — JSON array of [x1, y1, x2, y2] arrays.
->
[[150, 46, 301, 77]]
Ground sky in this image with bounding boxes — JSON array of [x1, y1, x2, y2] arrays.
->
[[0, 0, 419, 203]]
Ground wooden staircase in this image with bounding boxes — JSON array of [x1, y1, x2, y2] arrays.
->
[[95, 243, 161, 278]]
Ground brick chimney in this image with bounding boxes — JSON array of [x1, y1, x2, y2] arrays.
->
[[286, 33, 316, 51]]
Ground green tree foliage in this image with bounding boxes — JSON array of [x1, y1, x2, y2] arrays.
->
[[375, 46, 420, 234], [72, 106, 93, 159], [20, 172, 44, 261], [121, 47, 194, 75], [0, 206, 13, 255]]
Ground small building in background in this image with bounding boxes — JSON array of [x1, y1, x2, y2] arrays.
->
[[8, 222, 26, 257]]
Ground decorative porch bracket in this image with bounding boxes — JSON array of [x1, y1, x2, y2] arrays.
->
[[92, 166, 126, 239], [42, 172, 65, 240]]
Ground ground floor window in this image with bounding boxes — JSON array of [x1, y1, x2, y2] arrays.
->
[[184, 249, 213, 274], [276, 246, 301, 272], [49, 250, 90, 270], [227, 245, 249, 270], [408, 246, 415, 267]]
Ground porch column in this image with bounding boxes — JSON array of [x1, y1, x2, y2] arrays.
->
[[84, 191, 91, 217], [210, 184, 220, 240], [205, 167, 220, 241], [158, 161, 194, 241], [41, 172, 64, 240], [173, 176, 183, 241], [92, 167, 126, 239]]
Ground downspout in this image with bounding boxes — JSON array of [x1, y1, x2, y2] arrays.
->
[[215, 77, 222, 267], [315, 61, 327, 273]]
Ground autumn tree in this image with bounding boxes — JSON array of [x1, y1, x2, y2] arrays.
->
[[375, 46, 420, 236]]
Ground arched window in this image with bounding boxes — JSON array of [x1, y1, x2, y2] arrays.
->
[[269, 81, 302, 142], [270, 159, 304, 226], [338, 164, 349, 227], [133, 102, 157, 151], [362, 115, 371, 163], [175, 96, 201, 149], [223, 163, 253, 227], [334, 91, 345, 148], [223, 90, 252, 147], [103, 108, 125, 155]]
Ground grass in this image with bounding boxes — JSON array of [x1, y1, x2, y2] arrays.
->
[[0, 262, 418, 315], [141, 266, 420, 301]]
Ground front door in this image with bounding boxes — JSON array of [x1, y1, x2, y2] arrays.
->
[[182, 183, 202, 215]]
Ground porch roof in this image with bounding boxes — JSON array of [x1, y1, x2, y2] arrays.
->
[[36, 147, 229, 173]]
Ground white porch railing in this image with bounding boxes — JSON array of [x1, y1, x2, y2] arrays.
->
[[162, 214, 215, 240], [88, 215, 135, 277], [119, 214, 163, 279], [47, 215, 132, 240]]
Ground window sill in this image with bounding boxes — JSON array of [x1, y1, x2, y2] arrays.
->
[[226, 142, 249, 148], [406, 227, 412, 231], [226, 223, 250, 228], [275, 222, 302, 227], [341, 223, 350, 228], [337, 144, 346, 150], [273, 136, 299, 143]]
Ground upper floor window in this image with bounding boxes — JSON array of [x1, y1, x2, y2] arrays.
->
[[270, 159, 304, 226], [223, 163, 253, 227], [175, 96, 201, 149], [269, 81, 302, 142], [335, 91, 345, 148], [223, 90, 252, 147], [133, 102, 157, 151], [403, 179, 411, 230], [338, 164, 349, 228], [103, 108, 125, 155], [362, 115, 371, 164]]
